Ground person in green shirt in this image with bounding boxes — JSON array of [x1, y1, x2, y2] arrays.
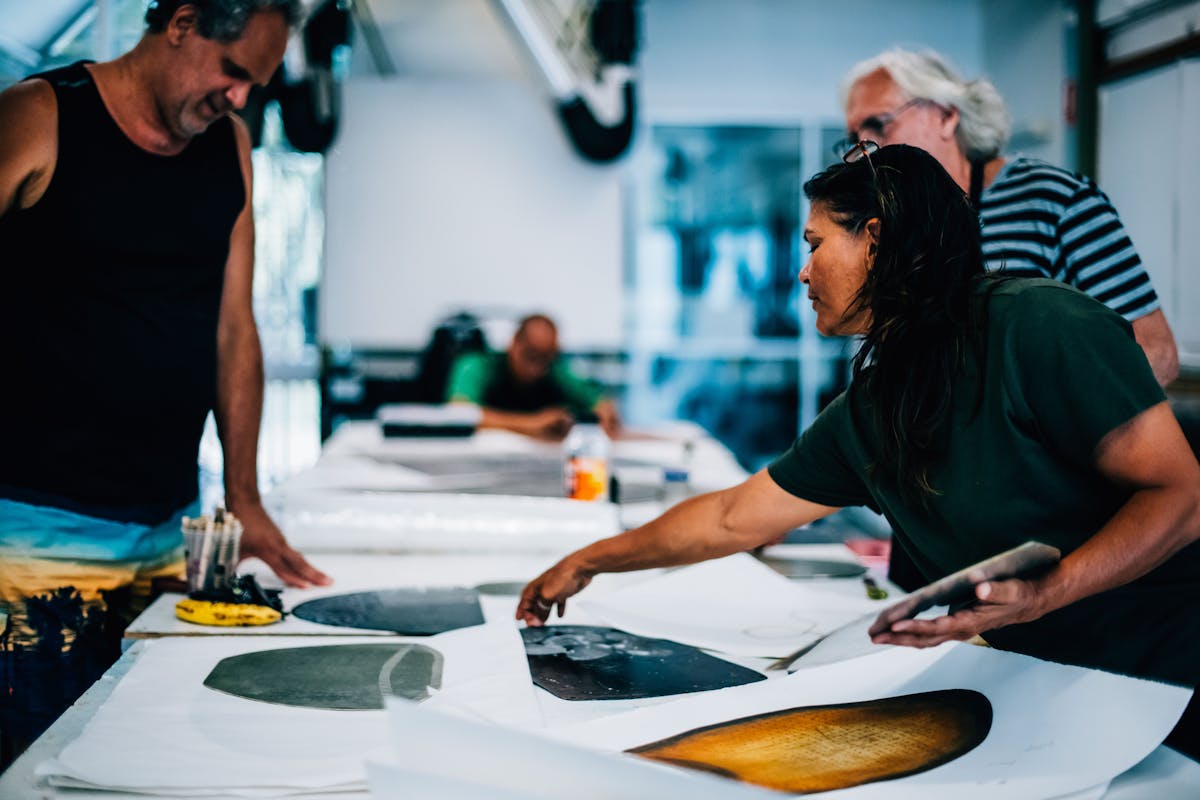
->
[[516, 144, 1200, 755], [446, 313, 620, 440]]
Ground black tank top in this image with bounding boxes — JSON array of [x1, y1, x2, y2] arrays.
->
[[0, 62, 244, 522]]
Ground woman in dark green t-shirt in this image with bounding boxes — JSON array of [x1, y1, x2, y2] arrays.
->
[[517, 145, 1200, 750]]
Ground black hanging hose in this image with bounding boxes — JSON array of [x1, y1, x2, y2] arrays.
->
[[557, 81, 636, 163]]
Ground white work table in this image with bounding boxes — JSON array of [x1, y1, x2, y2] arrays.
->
[[9, 554, 1200, 796], [6, 422, 1198, 797], [125, 545, 878, 640], [5, 625, 1199, 798], [271, 420, 750, 501]]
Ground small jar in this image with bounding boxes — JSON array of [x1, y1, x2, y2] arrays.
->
[[563, 424, 610, 501]]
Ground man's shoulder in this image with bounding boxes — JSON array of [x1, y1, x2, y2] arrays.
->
[[0, 75, 57, 124], [984, 157, 1091, 208], [1002, 157, 1081, 181], [24, 61, 93, 90], [0, 77, 59, 213]]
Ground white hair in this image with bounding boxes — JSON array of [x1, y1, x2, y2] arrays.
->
[[842, 48, 1011, 162]]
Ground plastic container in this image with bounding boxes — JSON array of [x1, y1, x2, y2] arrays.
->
[[183, 508, 243, 596], [660, 467, 691, 507], [563, 424, 610, 501]]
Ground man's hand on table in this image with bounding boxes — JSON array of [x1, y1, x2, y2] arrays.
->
[[516, 556, 594, 626], [869, 577, 1045, 648], [235, 502, 333, 589], [523, 407, 575, 441], [593, 399, 622, 439]]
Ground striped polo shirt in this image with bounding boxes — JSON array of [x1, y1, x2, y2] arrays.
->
[[978, 157, 1159, 321]]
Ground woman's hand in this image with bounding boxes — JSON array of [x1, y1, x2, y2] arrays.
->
[[869, 578, 1045, 648], [516, 557, 594, 626]]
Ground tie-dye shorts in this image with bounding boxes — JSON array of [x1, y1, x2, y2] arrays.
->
[[0, 499, 190, 762]]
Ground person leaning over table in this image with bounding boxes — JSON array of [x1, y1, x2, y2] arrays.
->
[[0, 0, 330, 763], [518, 144, 1200, 758], [446, 313, 621, 441], [840, 47, 1182, 593], [840, 48, 1178, 388]]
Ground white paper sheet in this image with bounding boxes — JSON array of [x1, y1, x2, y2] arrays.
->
[[557, 642, 1192, 799], [319, 422, 549, 460], [271, 455, 442, 493], [36, 623, 539, 797], [580, 553, 881, 657], [368, 697, 779, 800], [265, 491, 620, 555], [782, 605, 955, 671], [316, 420, 749, 493], [1102, 744, 1200, 798], [1050, 783, 1110, 800], [375, 403, 482, 427]]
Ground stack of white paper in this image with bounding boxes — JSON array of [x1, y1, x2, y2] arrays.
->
[[37, 624, 539, 797], [266, 491, 620, 554]]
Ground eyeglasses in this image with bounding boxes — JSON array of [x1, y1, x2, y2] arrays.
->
[[841, 139, 879, 177], [833, 98, 932, 157]]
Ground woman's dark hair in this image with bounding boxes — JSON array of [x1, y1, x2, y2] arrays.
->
[[146, 1, 301, 43], [803, 144, 986, 503]]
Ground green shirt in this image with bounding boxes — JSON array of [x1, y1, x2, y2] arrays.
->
[[445, 351, 605, 415], [769, 278, 1199, 684]]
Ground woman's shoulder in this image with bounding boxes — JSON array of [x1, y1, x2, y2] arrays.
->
[[979, 276, 1132, 341], [980, 276, 1117, 315]]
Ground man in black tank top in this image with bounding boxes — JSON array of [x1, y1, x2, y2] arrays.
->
[[0, 0, 330, 761]]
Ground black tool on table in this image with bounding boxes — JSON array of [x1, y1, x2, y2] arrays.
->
[[190, 574, 284, 612]]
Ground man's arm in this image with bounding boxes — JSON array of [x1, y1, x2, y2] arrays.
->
[[592, 398, 621, 438], [216, 117, 329, 588], [1055, 179, 1179, 386], [874, 401, 1200, 647], [516, 468, 841, 624], [475, 406, 575, 440], [1131, 309, 1179, 387], [0, 79, 57, 219], [550, 359, 618, 432]]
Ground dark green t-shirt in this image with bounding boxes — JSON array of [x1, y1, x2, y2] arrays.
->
[[769, 278, 1199, 685]]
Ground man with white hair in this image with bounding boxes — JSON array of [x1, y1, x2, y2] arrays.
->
[[841, 48, 1178, 387]]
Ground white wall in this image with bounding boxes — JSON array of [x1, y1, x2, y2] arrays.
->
[[323, 78, 625, 349], [640, 0, 985, 124], [325, 0, 1093, 349], [1099, 60, 1200, 367], [981, 0, 1070, 167]]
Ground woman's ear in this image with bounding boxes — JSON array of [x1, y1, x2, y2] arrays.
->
[[864, 218, 881, 266]]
